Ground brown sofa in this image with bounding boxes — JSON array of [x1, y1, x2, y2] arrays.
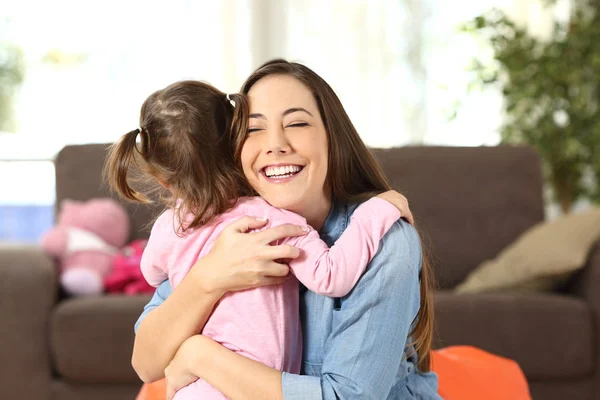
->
[[1, 144, 597, 400]]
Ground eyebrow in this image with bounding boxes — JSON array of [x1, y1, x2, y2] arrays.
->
[[283, 107, 313, 117], [249, 107, 313, 120]]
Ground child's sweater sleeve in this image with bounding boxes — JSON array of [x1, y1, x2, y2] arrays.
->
[[288, 197, 401, 297], [140, 210, 175, 287]]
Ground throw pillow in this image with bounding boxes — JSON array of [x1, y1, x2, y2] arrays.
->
[[455, 207, 600, 293]]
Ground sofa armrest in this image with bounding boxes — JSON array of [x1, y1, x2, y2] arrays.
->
[[0, 244, 57, 400], [567, 241, 600, 309], [565, 241, 600, 394]]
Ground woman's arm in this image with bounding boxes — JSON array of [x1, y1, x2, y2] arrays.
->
[[284, 220, 423, 399], [132, 216, 307, 382], [175, 220, 423, 400], [165, 335, 284, 400], [133, 267, 224, 382]]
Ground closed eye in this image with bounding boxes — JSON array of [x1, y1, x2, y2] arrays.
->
[[247, 127, 263, 134], [288, 122, 309, 128]]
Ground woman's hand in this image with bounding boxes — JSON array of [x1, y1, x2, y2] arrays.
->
[[376, 190, 414, 225], [164, 336, 203, 400], [190, 216, 309, 295]]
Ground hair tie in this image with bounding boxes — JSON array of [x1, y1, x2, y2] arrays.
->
[[226, 93, 236, 107]]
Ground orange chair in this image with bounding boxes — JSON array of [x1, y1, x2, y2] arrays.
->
[[136, 346, 532, 400], [431, 346, 532, 400], [136, 378, 166, 400]]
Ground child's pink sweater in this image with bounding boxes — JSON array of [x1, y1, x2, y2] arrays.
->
[[141, 196, 399, 399]]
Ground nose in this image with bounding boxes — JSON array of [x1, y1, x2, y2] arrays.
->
[[265, 126, 291, 155]]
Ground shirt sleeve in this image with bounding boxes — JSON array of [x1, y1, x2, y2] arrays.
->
[[287, 197, 400, 297], [134, 279, 173, 333], [140, 210, 175, 287], [282, 220, 423, 400]]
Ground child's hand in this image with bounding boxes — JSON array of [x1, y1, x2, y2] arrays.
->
[[376, 190, 414, 225], [165, 336, 202, 400]]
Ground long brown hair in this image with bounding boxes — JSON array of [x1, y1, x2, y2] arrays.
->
[[105, 80, 251, 231], [233, 59, 435, 371]]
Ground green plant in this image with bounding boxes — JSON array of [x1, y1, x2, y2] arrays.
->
[[462, 0, 600, 213], [0, 42, 25, 133]]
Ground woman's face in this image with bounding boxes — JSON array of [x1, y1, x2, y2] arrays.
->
[[240, 74, 331, 227]]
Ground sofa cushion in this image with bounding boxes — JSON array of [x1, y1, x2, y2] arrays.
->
[[50, 295, 150, 384], [434, 291, 594, 380], [372, 146, 544, 289], [51, 381, 141, 400]]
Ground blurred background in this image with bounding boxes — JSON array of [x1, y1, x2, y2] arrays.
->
[[0, 0, 590, 241]]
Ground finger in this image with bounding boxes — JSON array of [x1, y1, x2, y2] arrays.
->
[[263, 244, 301, 261], [254, 224, 308, 244], [405, 211, 415, 225], [261, 260, 291, 277], [165, 380, 175, 400], [225, 215, 269, 234], [254, 275, 290, 288], [166, 386, 175, 400]]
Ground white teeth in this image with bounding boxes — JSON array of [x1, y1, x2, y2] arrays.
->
[[265, 165, 301, 177]]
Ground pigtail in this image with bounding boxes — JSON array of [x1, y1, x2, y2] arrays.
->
[[105, 128, 149, 203]]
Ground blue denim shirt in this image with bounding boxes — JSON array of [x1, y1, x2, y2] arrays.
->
[[135, 202, 441, 399]]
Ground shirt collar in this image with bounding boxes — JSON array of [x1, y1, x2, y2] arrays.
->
[[319, 202, 349, 246]]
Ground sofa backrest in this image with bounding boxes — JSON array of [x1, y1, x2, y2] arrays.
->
[[54, 144, 544, 289], [54, 144, 163, 242], [371, 146, 544, 288]]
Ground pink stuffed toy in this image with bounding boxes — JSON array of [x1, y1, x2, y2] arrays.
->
[[105, 239, 154, 295], [41, 198, 130, 296]]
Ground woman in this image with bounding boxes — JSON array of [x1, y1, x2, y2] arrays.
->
[[132, 59, 440, 399]]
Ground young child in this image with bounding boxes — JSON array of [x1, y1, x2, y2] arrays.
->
[[106, 80, 407, 399]]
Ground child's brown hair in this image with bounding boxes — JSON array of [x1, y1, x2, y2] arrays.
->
[[105, 80, 251, 231]]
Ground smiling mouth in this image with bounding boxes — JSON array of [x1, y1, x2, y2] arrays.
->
[[261, 165, 304, 179]]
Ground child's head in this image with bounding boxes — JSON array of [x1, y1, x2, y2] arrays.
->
[[106, 80, 251, 230]]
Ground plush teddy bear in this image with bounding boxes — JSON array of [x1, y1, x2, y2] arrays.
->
[[41, 198, 130, 296], [104, 239, 155, 295]]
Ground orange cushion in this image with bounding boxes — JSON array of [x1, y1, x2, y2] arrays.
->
[[136, 346, 532, 400], [431, 346, 532, 400], [136, 379, 166, 400]]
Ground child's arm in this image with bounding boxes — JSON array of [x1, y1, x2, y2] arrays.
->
[[140, 211, 173, 287], [287, 196, 401, 297]]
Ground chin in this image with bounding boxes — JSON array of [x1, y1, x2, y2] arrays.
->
[[262, 195, 305, 214]]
